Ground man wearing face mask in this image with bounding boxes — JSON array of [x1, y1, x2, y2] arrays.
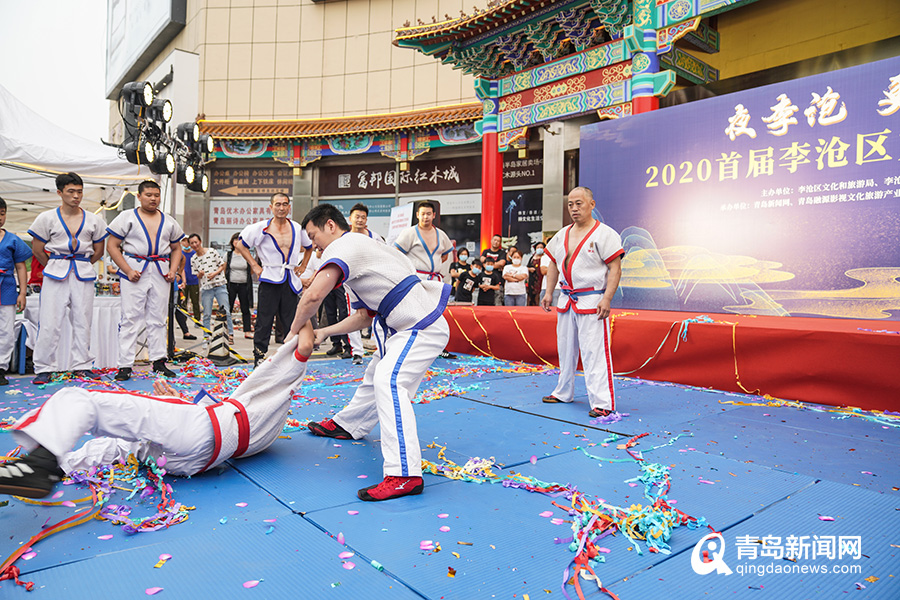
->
[[455, 258, 480, 304], [476, 257, 502, 306], [502, 249, 529, 306]]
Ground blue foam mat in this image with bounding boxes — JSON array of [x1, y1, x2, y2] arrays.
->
[[680, 411, 900, 494], [611, 480, 900, 599], [4, 515, 424, 599]]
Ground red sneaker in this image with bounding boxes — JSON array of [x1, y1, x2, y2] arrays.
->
[[358, 476, 424, 502], [307, 418, 352, 440]]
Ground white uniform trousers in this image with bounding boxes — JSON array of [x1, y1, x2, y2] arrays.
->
[[34, 276, 95, 374], [0, 304, 15, 368], [334, 316, 449, 477], [347, 329, 364, 357], [551, 310, 616, 411], [13, 388, 215, 476], [119, 270, 171, 366]]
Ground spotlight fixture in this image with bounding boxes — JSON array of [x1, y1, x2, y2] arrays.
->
[[123, 138, 155, 165], [197, 133, 215, 155], [176, 161, 196, 185], [149, 145, 176, 175], [187, 171, 210, 193], [122, 81, 154, 107], [147, 98, 173, 123], [176, 122, 200, 144]]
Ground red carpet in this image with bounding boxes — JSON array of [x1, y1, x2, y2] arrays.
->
[[443, 306, 900, 411]]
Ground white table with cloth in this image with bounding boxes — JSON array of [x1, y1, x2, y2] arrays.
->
[[23, 294, 148, 370]]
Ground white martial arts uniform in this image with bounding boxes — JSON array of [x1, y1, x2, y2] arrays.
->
[[106, 209, 185, 366], [12, 339, 309, 476], [239, 218, 312, 293], [321, 232, 451, 477], [393, 225, 453, 282], [545, 221, 624, 411], [28, 208, 107, 374], [346, 230, 385, 356]]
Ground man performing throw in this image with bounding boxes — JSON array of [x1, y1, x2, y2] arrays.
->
[[297, 204, 451, 501]]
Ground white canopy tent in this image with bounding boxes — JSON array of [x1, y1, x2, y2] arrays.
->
[[0, 83, 153, 236]]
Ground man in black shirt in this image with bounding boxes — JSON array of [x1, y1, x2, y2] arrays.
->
[[476, 258, 502, 306]]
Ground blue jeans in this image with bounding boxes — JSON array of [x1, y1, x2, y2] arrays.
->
[[504, 294, 527, 306], [539, 289, 561, 306], [201, 285, 233, 335]]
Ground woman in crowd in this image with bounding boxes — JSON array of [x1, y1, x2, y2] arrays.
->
[[526, 241, 545, 306], [226, 232, 254, 339]]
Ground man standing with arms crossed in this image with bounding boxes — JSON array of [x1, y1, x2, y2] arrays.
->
[[540, 187, 624, 418], [28, 173, 107, 384], [107, 180, 184, 381], [236, 192, 311, 367], [393, 201, 455, 359], [299, 204, 451, 501]]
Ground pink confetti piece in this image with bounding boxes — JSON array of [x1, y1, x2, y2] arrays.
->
[[860, 471, 874, 475], [439, 526, 450, 532], [21, 551, 36, 560], [242, 580, 260, 588], [628, 483, 639, 487], [263, 519, 277, 523], [61, 500, 76, 508], [550, 518, 565, 525], [818, 516, 835, 521], [145, 587, 164, 595], [339, 551, 354, 559], [51, 491, 64, 499], [669, 500, 678, 504], [539, 511, 554, 518], [342, 562, 356, 570], [561, 431, 571, 435], [333, 443, 342, 447], [159, 554, 172, 561], [678, 449, 687, 452], [98, 534, 113, 540], [698, 479, 715, 485], [597, 547, 611, 554], [157, 455, 167, 468], [529, 455, 537, 465], [687, 447, 696, 451], [235, 502, 248, 507], [347, 510, 359, 515], [357, 474, 368, 479], [337, 532, 345, 544], [437, 513, 449, 519]]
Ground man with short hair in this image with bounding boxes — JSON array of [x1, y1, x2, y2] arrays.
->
[[28, 172, 107, 384], [541, 186, 624, 418], [236, 192, 312, 366], [393, 201, 455, 359], [298, 204, 451, 502], [349, 202, 385, 243], [106, 180, 184, 381], [188, 234, 233, 342]]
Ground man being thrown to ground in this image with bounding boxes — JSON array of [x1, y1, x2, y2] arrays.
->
[[296, 204, 451, 502], [0, 323, 315, 499]]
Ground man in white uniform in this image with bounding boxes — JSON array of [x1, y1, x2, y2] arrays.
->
[[106, 180, 184, 381], [28, 172, 107, 384], [236, 193, 312, 366], [296, 204, 451, 502], [0, 326, 314, 499], [541, 187, 624, 418], [393, 201, 456, 359]]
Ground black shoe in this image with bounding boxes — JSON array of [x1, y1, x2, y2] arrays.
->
[[0, 369, 7, 386], [542, 395, 564, 403], [114, 367, 132, 381], [326, 343, 343, 356], [307, 419, 352, 439], [73, 369, 102, 380], [341, 348, 353, 360], [33, 372, 53, 385], [352, 354, 363, 365], [588, 408, 613, 418], [152, 360, 176, 378], [0, 446, 61, 499], [183, 333, 197, 340], [253, 350, 266, 368], [439, 350, 457, 359]]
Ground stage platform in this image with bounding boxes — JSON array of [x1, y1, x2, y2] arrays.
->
[[0, 353, 898, 599], [444, 306, 900, 411]]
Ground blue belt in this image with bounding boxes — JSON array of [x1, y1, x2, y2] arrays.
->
[[126, 253, 169, 262], [560, 284, 605, 303], [372, 275, 421, 341], [49, 254, 90, 261]]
